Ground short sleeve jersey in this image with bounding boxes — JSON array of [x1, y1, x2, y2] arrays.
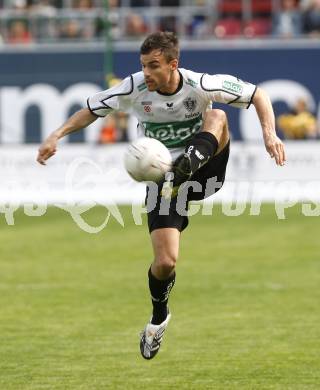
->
[[87, 68, 256, 153]]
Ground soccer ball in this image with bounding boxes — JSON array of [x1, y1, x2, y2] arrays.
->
[[124, 137, 172, 182]]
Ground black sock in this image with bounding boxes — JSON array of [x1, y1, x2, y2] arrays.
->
[[148, 268, 175, 325], [185, 132, 219, 174]]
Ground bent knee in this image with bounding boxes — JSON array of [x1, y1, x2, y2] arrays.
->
[[206, 109, 227, 123], [154, 254, 177, 276]]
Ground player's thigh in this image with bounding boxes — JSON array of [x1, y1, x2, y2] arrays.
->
[[202, 109, 229, 153]]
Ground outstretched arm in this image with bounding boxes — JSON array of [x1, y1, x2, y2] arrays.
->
[[253, 87, 286, 166], [37, 108, 97, 165]]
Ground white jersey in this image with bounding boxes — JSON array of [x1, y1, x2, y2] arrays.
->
[[87, 68, 256, 154]]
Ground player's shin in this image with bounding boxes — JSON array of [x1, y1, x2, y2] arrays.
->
[[185, 131, 219, 173], [148, 267, 175, 325], [172, 132, 219, 188]]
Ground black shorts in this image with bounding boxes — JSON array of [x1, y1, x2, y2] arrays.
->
[[146, 140, 230, 233]]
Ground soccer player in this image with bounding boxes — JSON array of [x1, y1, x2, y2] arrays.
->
[[37, 32, 286, 360]]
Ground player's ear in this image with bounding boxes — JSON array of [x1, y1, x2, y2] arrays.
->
[[170, 59, 178, 71]]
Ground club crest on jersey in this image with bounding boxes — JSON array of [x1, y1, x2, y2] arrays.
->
[[183, 97, 197, 112], [144, 105, 152, 113]]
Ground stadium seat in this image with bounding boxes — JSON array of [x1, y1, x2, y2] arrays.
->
[[218, 0, 242, 15], [251, 0, 272, 16]]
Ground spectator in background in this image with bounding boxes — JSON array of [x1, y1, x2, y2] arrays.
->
[[7, 20, 33, 44], [99, 112, 129, 143], [159, 16, 177, 33], [272, 0, 302, 37], [30, 0, 57, 16], [95, 0, 121, 40], [11, 0, 28, 11], [160, 0, 180, 5], [59, 19, 82, 40], [108, 0, 119, 7], [126, 13, 147, 36], [74, 0, 92, 9], [188, 14, 210, 38], [130, 0, 150, 5], [98, 77, 129, 144], [303, 0, 320, 36], [73, 0, 95, 39], [92, 0, 117, 6], [159, 0, 180, 33], [29, 0, 57, 41], [277, 98, 318, 139], [95, 0, 148, 6]]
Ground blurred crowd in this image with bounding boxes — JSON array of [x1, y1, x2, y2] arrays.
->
[[1, 0, 318, 143], [277, 98, 319, 140], [0, 0, 320, 44]]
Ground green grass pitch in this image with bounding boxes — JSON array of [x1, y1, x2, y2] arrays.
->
[[0, 205, 319, 389]]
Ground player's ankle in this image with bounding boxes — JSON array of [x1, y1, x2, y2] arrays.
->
[[151, 306, 168, 325]]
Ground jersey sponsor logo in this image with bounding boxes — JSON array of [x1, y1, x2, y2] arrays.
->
[[143, 115, 202, 148], [183, 97, 197, 112], [185, 111, 201, 119], [186, 78, 198, 88], [222, 80, 243, 95], [138, 82, 147, 92], [141, 101, 152, 105]]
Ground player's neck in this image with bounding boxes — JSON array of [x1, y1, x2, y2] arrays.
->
[[158, 70, 181, 95]]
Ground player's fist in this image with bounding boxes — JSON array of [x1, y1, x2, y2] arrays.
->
[[37, 135, 58, 165], [263, 133, 286, 166]]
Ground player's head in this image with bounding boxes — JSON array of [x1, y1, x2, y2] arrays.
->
[[140, 31, 180, 91]]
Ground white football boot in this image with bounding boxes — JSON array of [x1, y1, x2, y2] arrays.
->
[[140, 313, 171, 360]]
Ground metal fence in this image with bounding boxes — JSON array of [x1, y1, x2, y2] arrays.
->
[[0, 0, 315, 44]]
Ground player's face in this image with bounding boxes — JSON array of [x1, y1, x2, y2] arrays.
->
[[140, 50, 178, 92]]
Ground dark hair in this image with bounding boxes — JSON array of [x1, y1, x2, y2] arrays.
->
[[140, 31, 180, 62]]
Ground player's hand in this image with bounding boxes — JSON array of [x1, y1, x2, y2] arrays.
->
[[263, 133, 286, 166], [37, 135, 58, 165]]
